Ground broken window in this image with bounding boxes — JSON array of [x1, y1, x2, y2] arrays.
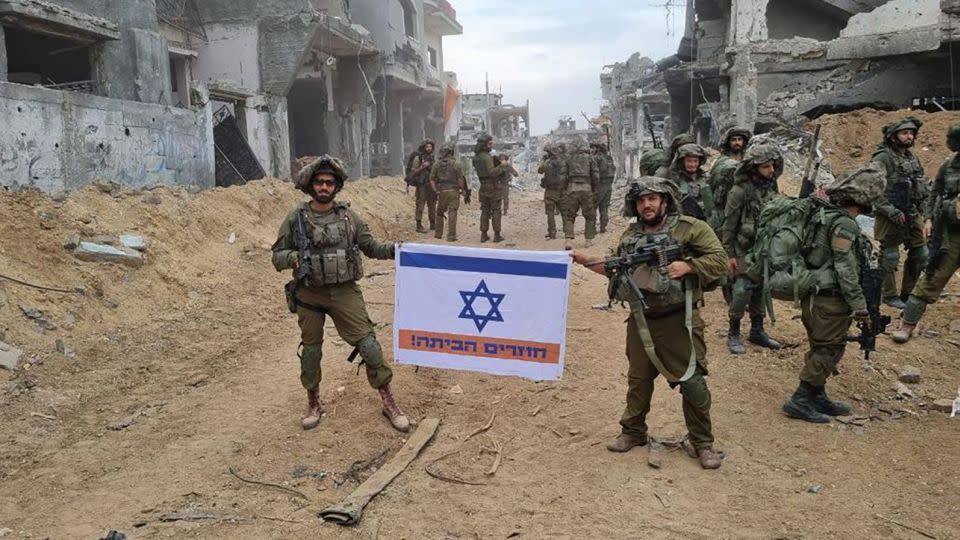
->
[[4, 26, 94, 92], [168, 54, 192, 108], [399, 0, 416, 38], [428, 46, 438, 68]]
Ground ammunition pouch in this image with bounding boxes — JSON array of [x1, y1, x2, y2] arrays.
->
[[284, 280, 299, 313], [888, 178, 913, 216], [309, 248, 363, 286], [680, 195, 706, 221]]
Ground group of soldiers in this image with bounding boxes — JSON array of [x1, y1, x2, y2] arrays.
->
[[569, 117, 960, 468], [270, 116, 960, 471], [404, 135, 519, 244], [536, 139, 617, 243]]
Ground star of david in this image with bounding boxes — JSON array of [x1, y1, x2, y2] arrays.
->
[[458, 280, 505, 333]]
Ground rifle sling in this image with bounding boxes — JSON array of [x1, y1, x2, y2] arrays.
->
[[627, 282, 697, 384]]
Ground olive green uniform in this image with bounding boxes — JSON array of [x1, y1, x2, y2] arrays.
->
[[430, 157, 465, 241], [613, 215, 728, 450], [502, 163, 518, 216], [563, 149, 598, 240], [594, 152, 617, 232], [412, 154, 437, 229], [723, 175, 781, 318], [871, 143, 929, 301], [904, 154, 960, 321], [707, 155, 739, 229], [666, 150, 717, 231], [798, 204, 869, 385], [473, 150, 511, 238], [539, 153, 568, 238], [272, 202, 395, 390]]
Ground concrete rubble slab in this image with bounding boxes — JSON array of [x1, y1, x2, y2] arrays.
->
[[73, 241, 145, 267], [119, 234, 148, 252]]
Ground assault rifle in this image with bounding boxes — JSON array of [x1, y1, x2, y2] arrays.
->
[[587, 242, 690, 307], [889, 177, 915, 218], [926, 195, 946, 275], [845, 262, 891, 360], [643, 105, 663, 150], [284, 210, 314, 314], [798, 125, 821, 199]]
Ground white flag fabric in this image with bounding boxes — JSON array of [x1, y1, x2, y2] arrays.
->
[[393, 243, 571, 381]]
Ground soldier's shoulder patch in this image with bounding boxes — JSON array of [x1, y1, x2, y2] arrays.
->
[[831, 225, 856, 251]]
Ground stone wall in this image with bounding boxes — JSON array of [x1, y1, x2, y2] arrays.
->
[[0, 82, 214, 192]]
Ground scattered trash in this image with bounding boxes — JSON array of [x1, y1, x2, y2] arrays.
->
[[591, 303, 611, 311], [227, 232, 237, 244], [334, 448, 392, 487], [228, 467, 308, 499], [806, 484, 822, 494], [73, 241, 145, 267], [55, 339, 76, 359], [119, 234, 148, 252], [98, 531, 126, 540], [289, 465, 327, 479], [158, 510, 238, 523], [336, 386, 346, 394], [449, 384, 463, 395]]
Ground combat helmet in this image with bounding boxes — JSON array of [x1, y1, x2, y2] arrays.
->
[[295, 154, 348, 193], [419, 138, 436, 151], [947, 123, 960, 152], [475, 132, 493, 152], [825, 166, 886, 212], [882, 116, 923, 141], [439, 142, 456, 157], [623, 176, 680, 218], [673, 143, 708, 167], [735, 142, 783, 182], [720, 126, 752, 154], [667, 133, 696, 159]]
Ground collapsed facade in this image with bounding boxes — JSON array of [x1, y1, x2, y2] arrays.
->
[[456, 91, 530, 154], [602, 0, 960, 169], [0, 0, 461, 192]]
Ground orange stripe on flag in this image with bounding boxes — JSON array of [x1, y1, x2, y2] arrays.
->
[[398, 329, 561, 365]]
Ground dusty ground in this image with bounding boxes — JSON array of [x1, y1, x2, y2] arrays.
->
[[1, 131, 959, 539]]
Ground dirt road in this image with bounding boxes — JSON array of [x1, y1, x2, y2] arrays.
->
[[0, 177, 958, 539]]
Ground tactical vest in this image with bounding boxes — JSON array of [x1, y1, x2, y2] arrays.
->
[[541, 157, 566, 190], [598, 154, 615, 180], [877, 147, 928, 215], [939, 156, 960, 226], [614, 216, 688, 312], [735, 177, 780, 255], [804, 208, 863, 289], [434, 158, 459, 190], [303, 205, 364, 286], [678, 176, 712, 222], [567, 153, 592, 181]]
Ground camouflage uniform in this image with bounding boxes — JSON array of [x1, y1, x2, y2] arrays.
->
[[592, 143, 617, 233], [473, 135, 511, 242], [272, 155, 408, 432], [501, 160, 519, 216], [562, 141, 599, 241], [538, 144, 568, 239], [722, 143, 784, 353], [783, 167, 885, 423], [666, 144, 718, 230], [603, 178, 727, 469], [410, 140, 437, 232], [430, 144, 466, 242], [654, 133, 696, 178], [638, 148, 666, 177], [870, 118, 930, 307], [708, 127, 752, 228], [895, 123, 960, 342]]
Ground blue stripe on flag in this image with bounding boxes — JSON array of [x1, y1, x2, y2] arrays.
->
[[399, 252, 567, 279]]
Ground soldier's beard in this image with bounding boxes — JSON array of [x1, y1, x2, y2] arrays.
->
[[897, 139, 915, 149], [640, 206, 667, 226], [312, 189, 338, 204]]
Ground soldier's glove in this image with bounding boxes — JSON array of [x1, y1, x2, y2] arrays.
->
[[890, 211, 907, 225], [853, 310, 870, 323]]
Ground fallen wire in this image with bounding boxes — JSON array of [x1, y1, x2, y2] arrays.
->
[[228, 467, 308, 500], [255, 515, 305, 525], [425, 451, 487, 486], [464, 412, 496, 442], [875, 514, 937, 539], [0, 272, 84, 295]]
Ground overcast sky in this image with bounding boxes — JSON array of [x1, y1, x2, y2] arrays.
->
[[443, 1, 687, 136]]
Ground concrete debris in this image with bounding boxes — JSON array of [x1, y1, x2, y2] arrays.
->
[[119, 234, 148, 252], [0, 341, 23, 371], [19, 305, 57, 331], [0, 528, 12, 538], [63, 233, 81, 250], [142, 193, 163, 206], [949, 320, 960, 334], [55, 339, 76, 359], [929, 399, 955, 414], [898, 366, 921, 385], [73, 242, 145, 268], [449, 384, 464, 395], [37, 211, 58, 230], [98, 531, 126, 540], [893, 382, 914, 400], [94, 179, 121, 194]]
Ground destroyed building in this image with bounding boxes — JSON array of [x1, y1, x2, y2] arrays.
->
[[602, 0, 960, 165], [0, 0, 462, 192], [457, 91, 530, 153]]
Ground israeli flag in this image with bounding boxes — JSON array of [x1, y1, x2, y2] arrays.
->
[[393, 243, 571, 381]]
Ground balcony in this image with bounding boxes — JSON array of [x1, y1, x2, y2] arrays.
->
[[424, 0, 462, 36]]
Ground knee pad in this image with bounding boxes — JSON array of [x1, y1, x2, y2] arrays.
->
[[679, 374, 711, 409], [907, 245, 929, 266], [357, 335, 385, 366], [880, 248, 900, 272], [729, 278, 753, 314]]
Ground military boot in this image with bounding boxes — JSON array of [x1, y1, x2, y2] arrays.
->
[[782, 383, 831, 423], [493, 233, 505, 243], [809, 384, 851, 417], [727, 319, 746, 355], [696, 446, 723, 470], [416, 221, 427, 233], [301, 387, 323, 430], [748, 315, 781, 350], [480, 232, 490, 243], [883, 296, 906, 310], [892, 322, 916, 344], [378, 384, 410, 432], [606, 432, 648, 453]]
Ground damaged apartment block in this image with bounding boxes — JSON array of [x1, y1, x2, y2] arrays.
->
[[603, 0, 960, 156], [1, 0, 463, 192]]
